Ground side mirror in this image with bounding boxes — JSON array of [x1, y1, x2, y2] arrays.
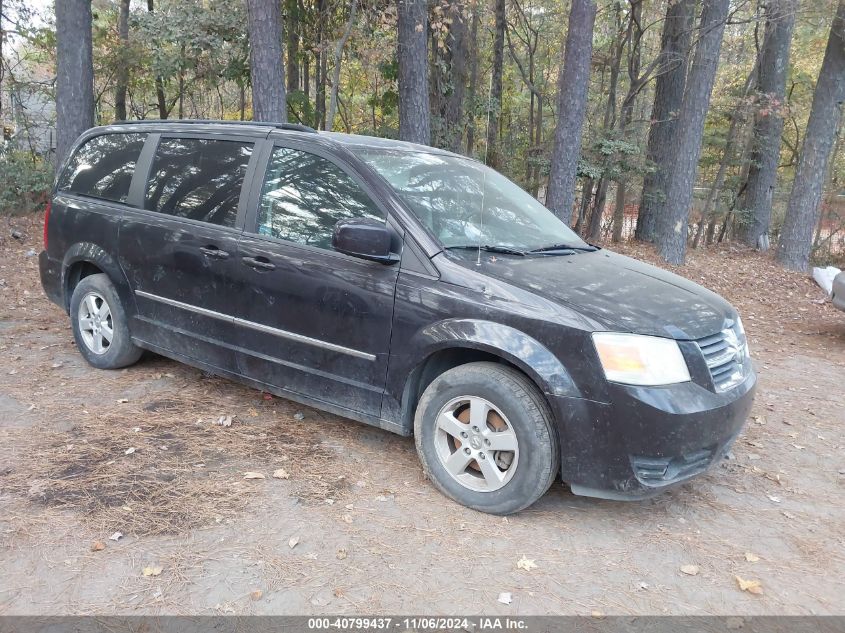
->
[[332, 218, 399, 264]]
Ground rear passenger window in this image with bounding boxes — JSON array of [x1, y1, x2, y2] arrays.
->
[[58, 133, 146, 203], [145, 138, 253, 228]]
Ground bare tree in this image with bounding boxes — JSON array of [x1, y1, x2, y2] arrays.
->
[[739, 0, 796, 250], [656, 0, 730, 265], [327, 0, 357, 132], [114, 0, 130, 121], [397, 0, 430, 144], [246, 0, 287, 122], [636, 0, 695, 242], [545, 0, 597, 224], [777, 0, 845, 271], [56, 0, 95, 164], [286, 0, 300, 95]]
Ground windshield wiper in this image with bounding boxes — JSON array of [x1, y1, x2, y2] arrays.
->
[[446, 244, 527, 256], [528, 243, 599, 254]]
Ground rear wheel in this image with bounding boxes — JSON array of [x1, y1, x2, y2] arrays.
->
[[70, 273, 142, 369], [414, 362, 558, 514]]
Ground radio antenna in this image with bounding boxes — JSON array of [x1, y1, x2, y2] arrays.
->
[[478, 64, 494, 267]]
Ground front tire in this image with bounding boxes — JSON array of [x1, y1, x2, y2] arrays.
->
[[69, 273, 142, 370], [414, 362, 559, 514]]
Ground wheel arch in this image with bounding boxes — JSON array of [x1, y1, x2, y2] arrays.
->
[[396, 319, 582, 434], [62, 243, 134, 315]]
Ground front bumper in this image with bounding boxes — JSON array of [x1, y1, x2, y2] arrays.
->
[[550, 370, 756, 499]]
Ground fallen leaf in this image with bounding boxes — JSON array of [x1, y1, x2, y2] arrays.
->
[[766, 495, 781, 503], [288, 536, 300, 549], [781, 510, 796, 519], [333, 587, 344, 598], [215, 415, 233, 427], [116, 398, 128, 403], [243, 472, 266, 480], [142, 566, 163, 577], [109, 531, 123, 541], [250, 589, 263, 601], [735, 575, 763, 595], [744, 552, 760, 562], [591, 610, 605, 619], [91, 541, 106, 552], [342, 514, 353, 524], [516, 555, 538, 571], [124, 447, 136, 455], [680, 564, 700, 576], [497, 592, 512, 605], [336, 548, 348, 560], [272, 468, 290, 480]]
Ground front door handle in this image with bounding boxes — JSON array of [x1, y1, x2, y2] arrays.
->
[[242, 255, 276, 271], [199, 245, 230, 259]]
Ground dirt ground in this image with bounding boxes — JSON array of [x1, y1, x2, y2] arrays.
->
[[1, 212, 844, 616]]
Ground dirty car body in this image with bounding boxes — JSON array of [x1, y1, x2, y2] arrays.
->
[[40, 121, 756, 509]]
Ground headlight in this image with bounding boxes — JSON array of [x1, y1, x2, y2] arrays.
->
[[592, 332, 691, 386]]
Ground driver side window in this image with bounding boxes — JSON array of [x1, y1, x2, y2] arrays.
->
[[257, 147, 384, 250]]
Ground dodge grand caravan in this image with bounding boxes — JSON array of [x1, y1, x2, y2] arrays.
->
[[40, 120, 756, 514]]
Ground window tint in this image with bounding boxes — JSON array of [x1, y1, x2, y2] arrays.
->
[[257, 147, 383, 249], [145, 138, 253, 227], [58, 133, 146, 203]]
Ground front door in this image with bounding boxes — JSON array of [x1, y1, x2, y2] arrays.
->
[[119, 134, 258, 370], [234, 143, 400, 417]]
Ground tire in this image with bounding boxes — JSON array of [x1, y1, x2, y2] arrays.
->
[[414, 361, 559, 515], [69, 273, 142, 370]]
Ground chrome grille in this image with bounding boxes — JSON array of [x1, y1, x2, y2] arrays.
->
[[696, 323, 748, 392]]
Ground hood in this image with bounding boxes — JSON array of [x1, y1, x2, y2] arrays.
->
[[452, 249, 735, 340]]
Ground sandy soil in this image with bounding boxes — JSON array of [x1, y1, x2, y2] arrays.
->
[[1, 213, 844, 615]]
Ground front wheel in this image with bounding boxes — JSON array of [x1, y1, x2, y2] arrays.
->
[[414, 362, 559, 514]]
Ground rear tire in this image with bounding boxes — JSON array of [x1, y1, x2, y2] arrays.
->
[[414, 362, 559, 514], [70, 273, 142, 370]]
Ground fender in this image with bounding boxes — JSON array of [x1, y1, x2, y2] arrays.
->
[[411, 319, 581, 398], [61, 243, 136, 315]]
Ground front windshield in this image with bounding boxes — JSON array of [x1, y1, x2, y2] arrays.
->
[[355, 149, 588, 252]]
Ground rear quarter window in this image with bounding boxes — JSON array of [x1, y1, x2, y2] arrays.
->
[[58, 133, 147, 203]]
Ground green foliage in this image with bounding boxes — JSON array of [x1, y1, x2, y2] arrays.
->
[[0, 151, 54, 216]]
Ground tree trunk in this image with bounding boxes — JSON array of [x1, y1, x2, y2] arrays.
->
[[777, 1, 845, 271], [465, 3, 481, 155], [246, 0, 287, 122], [740, 0, 796, 250], [612, 0, 643, 243], [636, 0, 695, 242], [444, 1, 468, 153], [545, 0, 597, 224], [114, 0, 130, 121], [55, 0, 95, 164], [657, 0, 730, 265], [146, 0, 168, 119], [587, 178, 609, 241], [397, 0, 430, 145], [327, 0, 357, 132], [315, 0, 327, 129], [286, 0, 300, 94], [485, 0, 506, 168], [0, 0, 4, 124]]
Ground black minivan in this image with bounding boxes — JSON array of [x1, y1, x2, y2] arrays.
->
[[40, 120, 756, 514]]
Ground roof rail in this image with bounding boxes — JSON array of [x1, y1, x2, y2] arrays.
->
[[108, 119, 318, 134]]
